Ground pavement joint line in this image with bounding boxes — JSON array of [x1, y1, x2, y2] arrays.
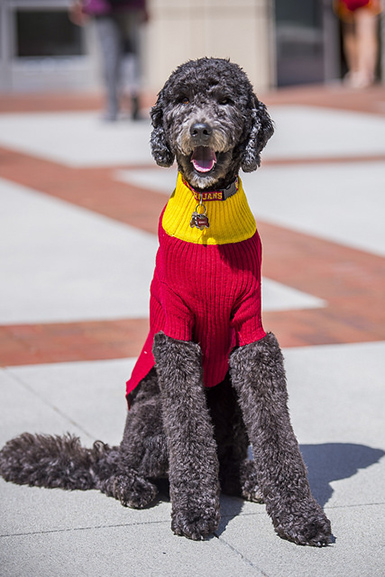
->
[[3, 367, 95, 441], [7, 504, 385, 541], [262, 154, 385, 166], [214, 533, 269, 576], [0, 518, 171, 539], [4, 501, 383, 539], [322, 501, 385, 510], [217, 501, 385, 521]]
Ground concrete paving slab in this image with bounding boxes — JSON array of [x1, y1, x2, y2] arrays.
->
[[261, 278, 326, 312], [0, 176, 324, 325], [266, 106, 385, 159], [0, 368, 85, 445], [0, 484, 258, 544], [298, 440, 385, 513], [0, 112, 153, 167], [7, 358, 136, 445], [0, 344, 384, 577], [217, 504, 385, 577], [119, 160, 385, 257], [0, 477, 172, 537], [284, 341, 385, 447], [0, 474, 262, 544], [0, 178, 156, 324], [0, 521, 266, 577], [114, 165, 177, 193], [2, 486, 383, 577], [243, 161, 385, 257], [0, 107, 384, 169], [284, 342, 385, 513], [0, 342, 383, 576]]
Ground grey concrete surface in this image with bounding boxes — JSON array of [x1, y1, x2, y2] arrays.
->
[[1, 342, 384, 577]]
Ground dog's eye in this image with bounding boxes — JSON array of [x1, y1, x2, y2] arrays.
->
[[218, 97, 232, 105], [179, 96, 190, 105]]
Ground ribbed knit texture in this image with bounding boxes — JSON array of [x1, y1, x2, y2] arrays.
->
[[126, 174, 266, 397], [162, 173, 257, 245]]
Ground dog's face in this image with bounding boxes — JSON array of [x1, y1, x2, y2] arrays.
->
[[150, 58, 274, 191]]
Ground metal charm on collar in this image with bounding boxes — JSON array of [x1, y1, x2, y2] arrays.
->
[[190, 194, 210, 230]]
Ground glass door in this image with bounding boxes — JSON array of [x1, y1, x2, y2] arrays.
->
[[274, 0, 339, 86]]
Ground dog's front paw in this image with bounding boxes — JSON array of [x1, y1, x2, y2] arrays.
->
[[271, 499, 331, 547], [171, 506, 220, 541], [101, 474, 158, 509]]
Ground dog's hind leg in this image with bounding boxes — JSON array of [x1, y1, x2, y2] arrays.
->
[[96, 467, 158, 509], [153, 332, 221, 540], [103, 369, 168, 509], [94, 444, 159, 509], [239, 459, 264, 503], [229, 333, 332, 547]]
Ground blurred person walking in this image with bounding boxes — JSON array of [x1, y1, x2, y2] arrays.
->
[[334, 0, 383, 88], [70, 0, 148, 121]]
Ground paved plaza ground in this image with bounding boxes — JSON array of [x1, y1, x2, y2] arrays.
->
[[0, 82, 384, 576]]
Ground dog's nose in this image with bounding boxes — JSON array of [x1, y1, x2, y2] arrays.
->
[[190, 122, 212, 144]]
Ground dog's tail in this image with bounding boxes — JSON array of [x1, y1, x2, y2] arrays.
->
[[0, 432, 118, 491]]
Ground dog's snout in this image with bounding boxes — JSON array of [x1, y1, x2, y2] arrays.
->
[[190, 122, 212, 144]]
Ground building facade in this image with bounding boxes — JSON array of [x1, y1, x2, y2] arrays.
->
[[0, 0, 382, 94]]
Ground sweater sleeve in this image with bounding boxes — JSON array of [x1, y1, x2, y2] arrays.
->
[[231, 286, 266, 347]]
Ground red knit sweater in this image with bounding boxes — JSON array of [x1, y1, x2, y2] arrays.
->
[[126, 174, 266, 397]]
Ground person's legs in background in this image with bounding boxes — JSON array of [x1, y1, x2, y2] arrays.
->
[[341, 3, 380, 88], [341, 19, 358, 83], [121, 10, 143, 120], [95, 15, 122, 121], [355, 7, 379, 87]]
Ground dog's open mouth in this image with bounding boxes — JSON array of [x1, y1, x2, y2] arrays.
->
[[191, 146, 217, 173]]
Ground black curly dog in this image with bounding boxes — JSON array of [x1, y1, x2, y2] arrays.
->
[[0, 58, 331, 546]]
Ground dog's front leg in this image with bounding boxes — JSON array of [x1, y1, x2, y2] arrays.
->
[[153, 332, 220, 540], [229, 333, 331, 547]]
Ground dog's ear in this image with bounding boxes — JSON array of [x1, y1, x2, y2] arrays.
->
[[150, 94, 175, 168], [241, 98, 274, 172]]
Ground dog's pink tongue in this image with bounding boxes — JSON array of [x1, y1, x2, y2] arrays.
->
[[191, 147, 217, 173]]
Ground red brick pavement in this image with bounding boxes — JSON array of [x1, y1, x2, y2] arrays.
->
[[1, 83, 384, 116], [262, 83, 385, 116], [1, 85, 385, 366]]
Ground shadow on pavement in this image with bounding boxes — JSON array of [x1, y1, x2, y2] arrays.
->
[[301, 442, 385, 507]]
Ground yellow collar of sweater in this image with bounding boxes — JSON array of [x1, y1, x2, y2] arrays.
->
[[162, 172, 256, 245]]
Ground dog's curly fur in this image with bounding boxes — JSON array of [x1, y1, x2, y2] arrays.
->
[[150, 57, 273, 189], [0, 58, 331, 546]]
